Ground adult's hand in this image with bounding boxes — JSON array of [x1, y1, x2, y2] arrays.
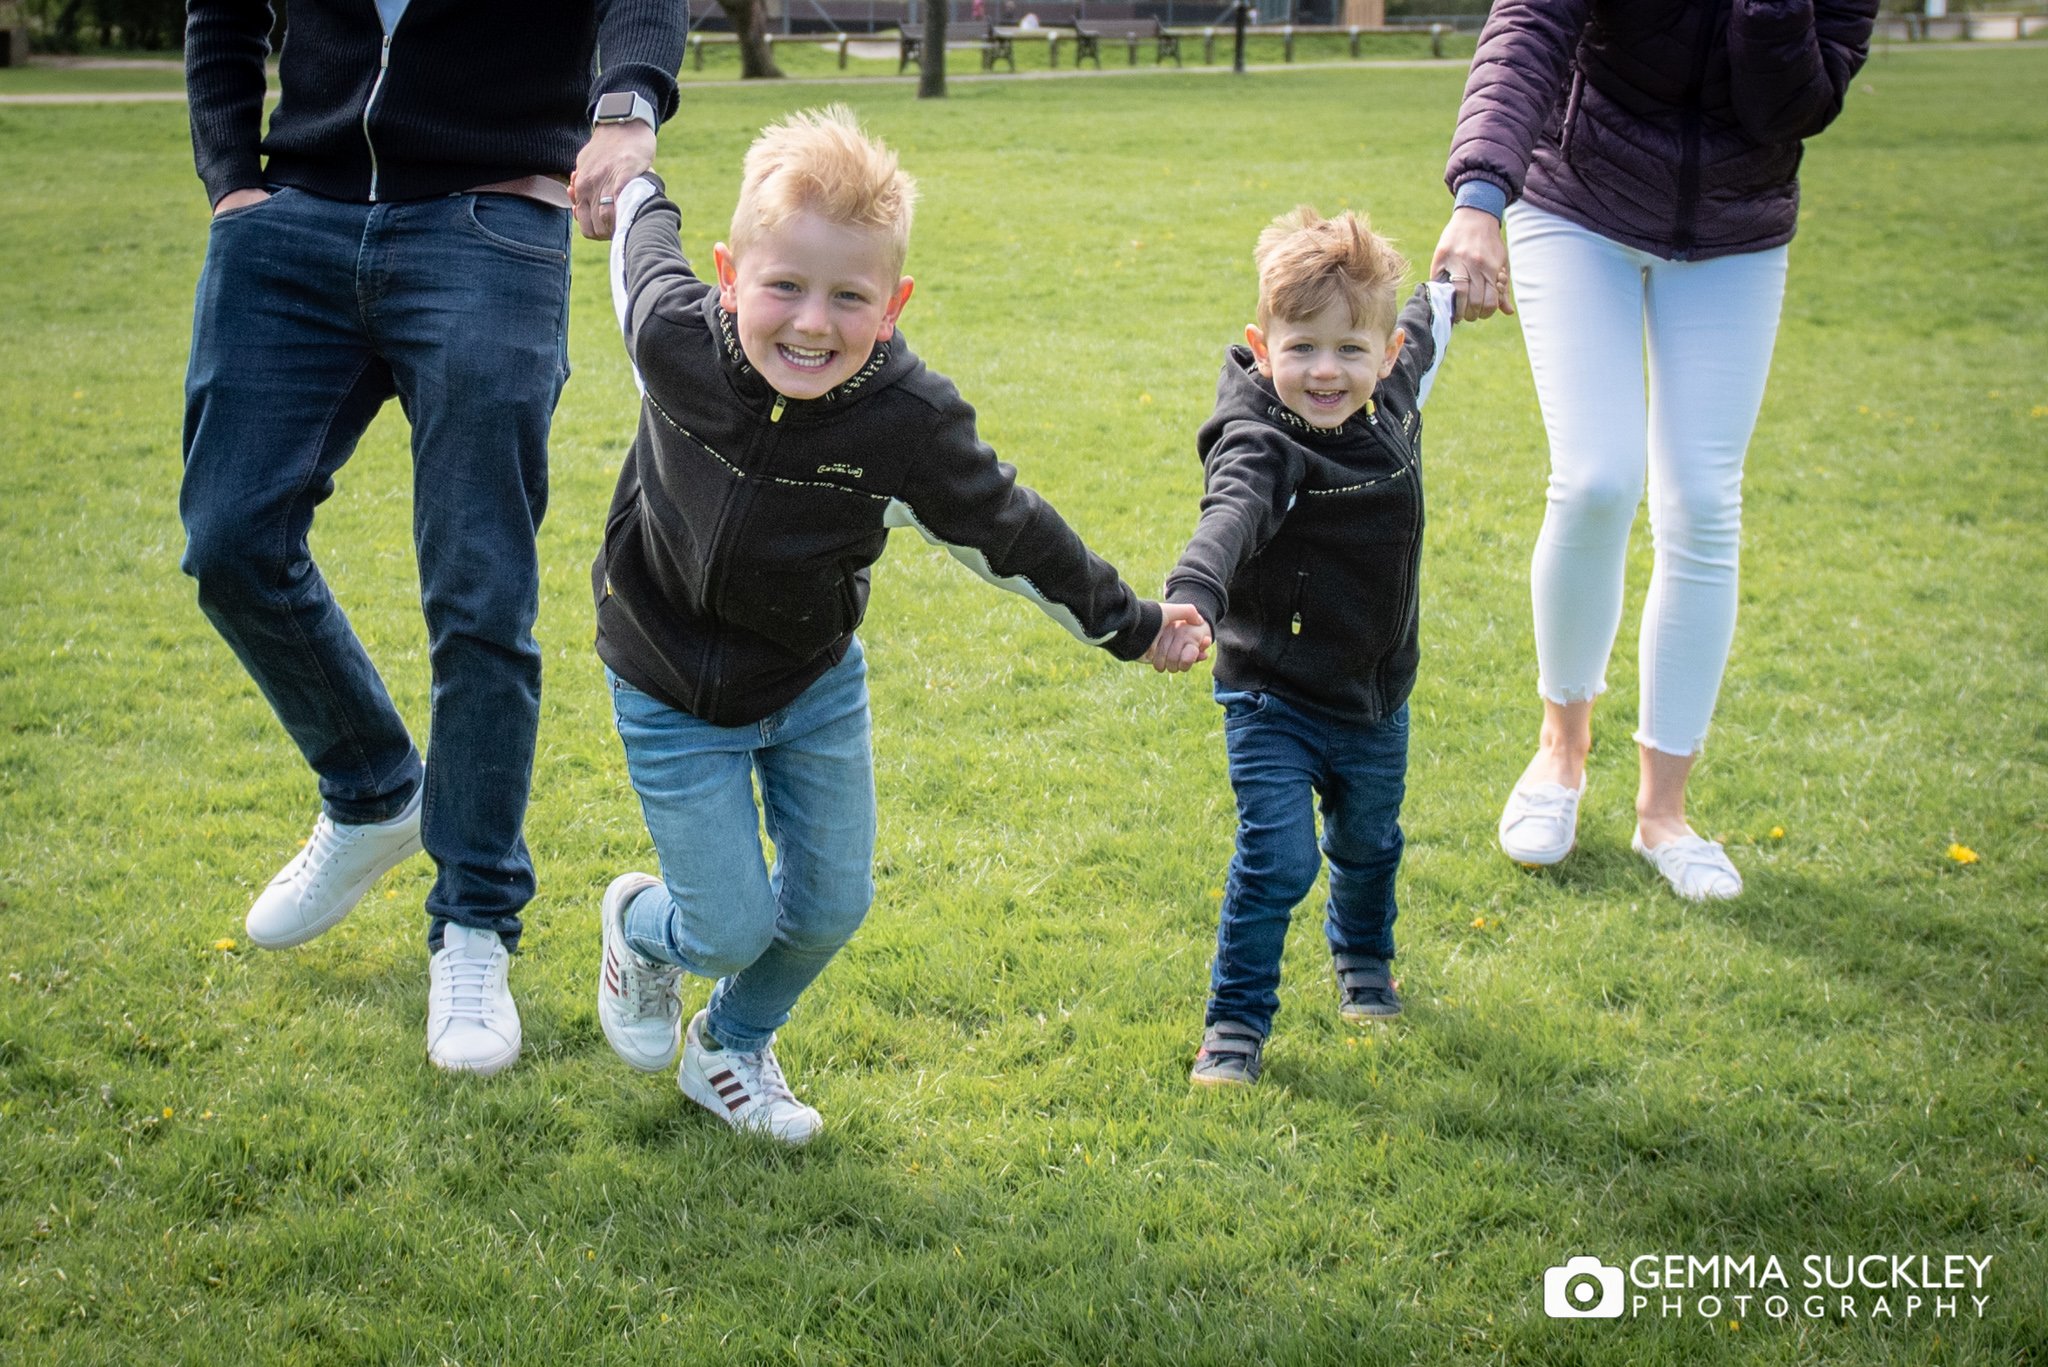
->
[[573, 122, 658, 241], [1430, 206, 1515, 323], [212, 187, 271, 216]]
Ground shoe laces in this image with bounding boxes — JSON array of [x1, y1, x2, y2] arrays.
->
[[1658, 835, 1736, 883], [284, 814, 354, 890], [726, 1041, 797, 1107], [620, 952, 681, 1021], [438, 951, 503, 1023]]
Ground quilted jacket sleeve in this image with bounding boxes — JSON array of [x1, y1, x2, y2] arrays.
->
[[1726, 0, 1879, 145], [1443, 0, 1595, 203]]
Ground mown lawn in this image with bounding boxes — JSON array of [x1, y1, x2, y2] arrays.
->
[[2, 49, 2044, 1366]]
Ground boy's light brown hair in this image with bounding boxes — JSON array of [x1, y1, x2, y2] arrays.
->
[[1254, 206, 1407, 337], [730, 105, 919, 273]]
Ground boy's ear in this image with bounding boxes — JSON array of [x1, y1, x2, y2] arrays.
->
[[874, 276, 915, 342], [1245, 323, 1272, 376], [713, 243, 739, 312], [1378, 328, 1406, 380]]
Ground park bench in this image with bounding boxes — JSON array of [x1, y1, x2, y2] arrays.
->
[[691, 30, 859, 71], [1070, 16, 1182, 68], [1187, 21, 1448, 64]]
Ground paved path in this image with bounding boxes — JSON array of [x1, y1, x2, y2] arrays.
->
[[3, 38, 2038, 105]]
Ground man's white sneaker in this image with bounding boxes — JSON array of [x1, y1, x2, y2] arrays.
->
[[1498, 777, 1584, 867], [246, 790, 424, 949], [1632, 828, 1743, 901], [677, 1010, 822, 1146], [598, 873, 684, 1072], [427, 924, 521, 1076]]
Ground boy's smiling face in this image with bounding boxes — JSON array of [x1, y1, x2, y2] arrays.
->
[[1247, 296, 1402, 430], [714, 211, 913, 401]]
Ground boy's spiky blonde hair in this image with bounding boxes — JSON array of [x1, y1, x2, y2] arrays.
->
[[1254, 206, 1407, 337], [730, 105, 918, 273]]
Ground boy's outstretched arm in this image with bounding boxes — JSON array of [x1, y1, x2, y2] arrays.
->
[[604, 174, 715, 398], [885, 380, 1167, 664], [1161, 422, 1308, 636], [1392, 280, 1460, 410]]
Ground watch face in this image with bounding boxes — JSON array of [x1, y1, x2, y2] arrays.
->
[[596, 92, 635, 121]]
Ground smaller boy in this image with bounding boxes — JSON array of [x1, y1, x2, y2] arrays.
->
[[589, 107, 1206, 1144], [1163, 207, 1456, 1086]]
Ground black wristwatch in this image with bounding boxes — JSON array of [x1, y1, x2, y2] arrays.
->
[[593, 91, 657, 130]]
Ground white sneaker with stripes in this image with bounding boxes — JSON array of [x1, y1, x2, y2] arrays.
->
[[597, 872, 683, 1072], [677, 1009, 822, 1146]]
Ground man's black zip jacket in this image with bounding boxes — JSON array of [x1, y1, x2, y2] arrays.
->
[[1163, 282, 1456, 725], [593, 180, 1163, 727], [184, 0, 687, 206]]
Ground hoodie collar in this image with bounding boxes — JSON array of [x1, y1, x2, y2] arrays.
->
[[1219, 343, 1378, 442], [707, 294, 902, 415]]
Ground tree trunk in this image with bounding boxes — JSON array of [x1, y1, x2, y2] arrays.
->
[[918, 0, 947, 98], [716, 0, 785, 79]]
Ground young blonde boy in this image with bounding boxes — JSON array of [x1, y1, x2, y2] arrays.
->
[[589, 107, 1206, 1143], [1164, 207, 1457, 1085]]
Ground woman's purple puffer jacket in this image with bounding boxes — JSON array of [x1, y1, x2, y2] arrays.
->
[[1446, 0, 1877, 260]]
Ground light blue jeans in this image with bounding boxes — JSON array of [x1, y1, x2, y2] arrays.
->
[[606, 641, 876, 1051]]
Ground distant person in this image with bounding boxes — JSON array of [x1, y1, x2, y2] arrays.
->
[[589, 108, 1210, 1144], [179, 0, 685, 1073], [1164, 208, 1458, 1087], [1434, 0, 1878, 899]]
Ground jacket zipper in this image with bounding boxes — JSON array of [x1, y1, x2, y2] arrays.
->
[[694, 398, 785, 716], [1672, 16, 1715, 257], [1289, 570, 1307, 635], [363, 34, 392, 202]]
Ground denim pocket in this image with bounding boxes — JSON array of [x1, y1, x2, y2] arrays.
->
[[1216, 688, 1270, 727], [209, 186, 288, 224], [462, 194, 571, 263]]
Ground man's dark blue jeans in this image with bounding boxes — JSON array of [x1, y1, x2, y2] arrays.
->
[[180, 186, 572, 951], [1208, 686, 1408, 1037]]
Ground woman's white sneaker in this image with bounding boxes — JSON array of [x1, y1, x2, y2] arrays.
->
[[1632, 828, 1743, 901], [1498, 777, 1584, 867], [677, 1011, 822, 1146], [597, 872, 684, 1072], [427, 924, 521, 1076], [246, 790, 424, 948]]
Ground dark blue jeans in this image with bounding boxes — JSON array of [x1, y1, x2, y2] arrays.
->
[[1209, 687, 1408, 1036], [180, 187, 572, 950]]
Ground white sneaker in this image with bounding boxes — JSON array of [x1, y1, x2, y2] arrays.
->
[[677, 1010, 821, 1146], [427, 924, 521, 1076], [1632, 828, 1743, 901], [1498, 777, 1584, 867], [598, 873, 683, 1072], [246, 790, 424, 949]]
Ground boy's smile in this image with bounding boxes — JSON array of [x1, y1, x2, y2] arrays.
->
[[715, 211, 914, 401], [1247, 297, 1403, 430]]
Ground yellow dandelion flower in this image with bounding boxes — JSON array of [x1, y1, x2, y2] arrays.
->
[[213, 937, 236, 951], [1470, 916, 1486, 929], [1138, 393, 1153, 406], [1857, 405, 1870, 415], [2032, 405, 2048, 418], [1729, 1319, 1741, 1331], [162, 1107, 174, 1119], [1769, 826, 1785, 840], [1947, 843, 1980, 865]]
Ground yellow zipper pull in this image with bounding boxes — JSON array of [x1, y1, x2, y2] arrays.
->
[[770, 395, 787, 423]]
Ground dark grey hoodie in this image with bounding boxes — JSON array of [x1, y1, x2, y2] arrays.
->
[[1165, 282, 1455, 726]]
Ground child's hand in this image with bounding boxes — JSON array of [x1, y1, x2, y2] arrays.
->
[[1144, 602, 1213, 674]]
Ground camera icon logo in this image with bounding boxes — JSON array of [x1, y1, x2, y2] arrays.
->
[[1543, 1256, 1625, 1319]]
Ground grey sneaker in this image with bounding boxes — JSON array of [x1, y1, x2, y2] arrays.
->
[[1334, 954, 1401, 1021], [1189, 1020, 1264, 1086]]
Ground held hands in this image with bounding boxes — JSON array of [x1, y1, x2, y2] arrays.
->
[[1429, 206, 1515, 323], [1143, 602, 1213, 674], [571, 121, 658, 241]]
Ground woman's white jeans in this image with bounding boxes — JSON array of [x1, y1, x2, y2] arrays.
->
[[1505, 202, 1788, 757]]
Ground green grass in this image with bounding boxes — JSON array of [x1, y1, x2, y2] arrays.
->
[[3, 51, 2045, 1366]]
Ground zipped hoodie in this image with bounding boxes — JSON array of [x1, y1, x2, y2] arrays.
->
[[593, 178, 1163, 727], [1164, 282, 1455, 726], [184, 0, 687, 206]]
